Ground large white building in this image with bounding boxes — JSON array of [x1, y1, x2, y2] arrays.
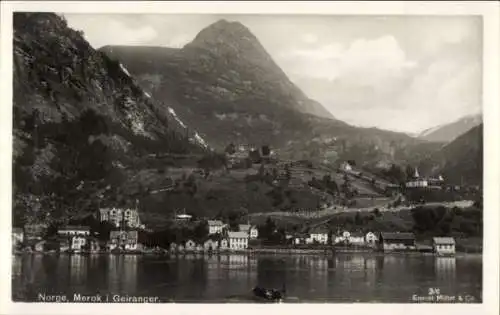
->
[[228, 231, 249, 250], [99, 207, 143, 229]]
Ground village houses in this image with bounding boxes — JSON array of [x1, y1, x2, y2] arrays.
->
[[432, 237, 456, 256]]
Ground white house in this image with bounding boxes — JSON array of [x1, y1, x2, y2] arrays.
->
[[169, 242, 177, 253], [71, 236, 87, 252], [208, 220, 225, 235], [432, 237, 456, 256], [219, 238, 229, 250], [228, 231, 249, 250], [185, 240, 196, 251], [349, 232, 365, 246], [341, 161, 353, 172], [308, 228, 329, 245], [365, 232, 378, 245]]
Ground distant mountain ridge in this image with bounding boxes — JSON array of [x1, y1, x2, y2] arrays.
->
[[418, 113, 482, 143], [419, 123, 483, 186]]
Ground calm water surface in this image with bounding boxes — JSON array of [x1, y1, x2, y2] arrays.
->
[[12, 253, 482, 303]]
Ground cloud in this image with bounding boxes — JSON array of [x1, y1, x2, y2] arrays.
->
[[65, 15, 158, 48]]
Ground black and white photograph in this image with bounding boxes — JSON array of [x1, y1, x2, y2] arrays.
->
[[1, 1, 499, 313]]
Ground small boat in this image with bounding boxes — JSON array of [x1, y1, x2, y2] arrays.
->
[[252, 285, 286, 302]]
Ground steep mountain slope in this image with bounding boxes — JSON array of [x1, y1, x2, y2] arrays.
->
[[418, 113, 482, 143], [418, 124, 483, 186], [100, 19, 439, 167], [12, 13, 209, 226]]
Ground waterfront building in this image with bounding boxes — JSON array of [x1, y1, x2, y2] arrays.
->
[[432, 237, 456, 256], [185, 239, 196, 251], [204, 238, 219, 251], [71, 235, 87, 252], [99, 207, 144, 229], [208, 220, 225, 235], [365, 232, 378, 245], [378, 232, 416, 251], [12, 227, 24, 248], [220, 238, 229, 250], [109, 230, 139, 251], [308, 228, 329, 244], [228, 231, 248, 250], [348, 232, 365, 246], [169, 242, 177, 253]]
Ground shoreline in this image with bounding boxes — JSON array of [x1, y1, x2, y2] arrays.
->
[[13, 247, 482, 257]]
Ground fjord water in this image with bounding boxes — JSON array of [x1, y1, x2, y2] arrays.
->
[[12, 253, 482, 303]]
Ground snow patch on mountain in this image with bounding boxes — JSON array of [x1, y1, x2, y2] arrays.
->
[[167, 106, 187, 129], [119, 63, 131, 77]]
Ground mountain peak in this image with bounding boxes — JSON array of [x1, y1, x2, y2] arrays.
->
[[187, 19, 260, 51]]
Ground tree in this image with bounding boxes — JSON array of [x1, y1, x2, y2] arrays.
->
[[261, 145, 271, 157], [405, 165, 416, 180], [193, 221, 209, 242], [225, 143, 236, 155], [354, 212, 362, 225]]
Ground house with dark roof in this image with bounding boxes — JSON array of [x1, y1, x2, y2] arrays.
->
[[378, 232, 416, 251], [432, 237, 455, 256]]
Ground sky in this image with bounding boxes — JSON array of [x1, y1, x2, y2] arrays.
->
[[64, 14, 482, 133]]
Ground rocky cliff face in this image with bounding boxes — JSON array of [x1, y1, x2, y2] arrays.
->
[[12, 13, 208, 225]]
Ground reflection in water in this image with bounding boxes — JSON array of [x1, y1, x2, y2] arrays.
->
[[435, 257, 456, 281], [11, 253, 482, 303], [70, 255, 86, 285]]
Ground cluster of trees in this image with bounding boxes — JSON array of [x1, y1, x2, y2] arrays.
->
[[257, 217, 287, 245], [308, 174, 339, 196], [411, 206, 482, 237]]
